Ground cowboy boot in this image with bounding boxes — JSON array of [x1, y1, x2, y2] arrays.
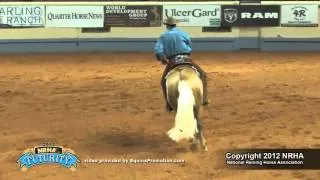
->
[[192, 64, 210, 105], [202, 80, 210, 105], [162, 85, 173, 112], [161, 64, 174, 111], [161, 74, 173, 112], [166, 100, 173, 112], [201, 72, 209, 105]]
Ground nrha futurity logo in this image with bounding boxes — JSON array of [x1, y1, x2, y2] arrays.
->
[[17, 143, 80, 171]]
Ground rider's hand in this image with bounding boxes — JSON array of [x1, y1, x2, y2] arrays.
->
[[155, 53, 168, 65], [161, 58, 168, 65]]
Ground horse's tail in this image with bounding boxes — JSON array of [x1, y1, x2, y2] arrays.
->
[[167, 80, 198, 142]]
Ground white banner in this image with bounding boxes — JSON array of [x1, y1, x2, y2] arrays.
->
[[46, 6, 104, 28], [281, 5, 318, 27], [163, 5, 221, 27], [0, 6, 45, 27]]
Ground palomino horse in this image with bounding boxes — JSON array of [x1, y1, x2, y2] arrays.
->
[[165, 64, 208, 151]]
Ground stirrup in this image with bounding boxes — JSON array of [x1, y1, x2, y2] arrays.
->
[[202, 99, 210, 105], [166, 104, 173, 112]]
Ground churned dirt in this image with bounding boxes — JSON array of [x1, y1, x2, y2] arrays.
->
[[0, 52, 319, 180]]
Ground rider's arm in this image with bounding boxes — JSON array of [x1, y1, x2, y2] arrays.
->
[[182, 32, 192, 49], [154, 35, 166, 61]]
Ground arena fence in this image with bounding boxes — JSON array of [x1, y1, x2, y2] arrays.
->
[[0, 1, 319, 53]]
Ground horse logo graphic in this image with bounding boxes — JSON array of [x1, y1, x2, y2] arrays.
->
[[224, 9, 238, 23], [150, 6, 162, 26]]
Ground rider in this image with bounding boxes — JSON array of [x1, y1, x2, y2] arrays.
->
[[154, 16, 209, 111]]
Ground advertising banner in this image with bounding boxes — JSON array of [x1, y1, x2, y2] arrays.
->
[[281, 5, 318, 27], [104, 5, 162, 27], [0, 6, 45, 27], [45, 6, 104, 28], [221, 5, 280, 27], [163, 5, 221, 27]]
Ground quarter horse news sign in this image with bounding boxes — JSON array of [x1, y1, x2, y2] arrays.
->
[[45, 6, 104, 28], [163, 5, 221, 27]]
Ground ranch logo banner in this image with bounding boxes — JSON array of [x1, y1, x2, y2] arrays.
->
[[17, 144, 80, 171], [0, 6, 45, 27], [104, 5, 162, 27], [281, 5, 318, 27], [46, 6, 104, 28], [163, 5, 221, 27], [221, 5, 280, 27]]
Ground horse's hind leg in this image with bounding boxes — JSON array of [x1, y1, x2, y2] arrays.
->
[[190, 137, 199, 151], [197, 119, 208, 152], [190, 120, 207, 152], [189, 106, 200, 151], [190, 106, 208, 152]]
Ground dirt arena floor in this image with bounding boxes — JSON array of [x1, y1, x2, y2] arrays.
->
[[0, 52, 319, 180]]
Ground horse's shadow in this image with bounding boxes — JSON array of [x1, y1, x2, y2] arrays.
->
[[84, 130, 190, 157]]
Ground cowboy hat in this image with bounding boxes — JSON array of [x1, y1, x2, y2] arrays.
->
[[163, 17, 179, 25]]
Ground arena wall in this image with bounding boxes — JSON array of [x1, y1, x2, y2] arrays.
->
[[0, 1, 319, 53]]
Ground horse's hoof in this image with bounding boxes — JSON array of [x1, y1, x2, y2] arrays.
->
[[190, 138, 200, 152], [190, 143, 198, 151], [203, 146, 208, 152], [202, 99, 211, 105]]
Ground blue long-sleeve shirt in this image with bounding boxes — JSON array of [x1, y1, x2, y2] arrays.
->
[[154, 27, 192, 60]]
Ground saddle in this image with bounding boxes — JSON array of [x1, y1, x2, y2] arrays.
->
[[165, 55, 200, 80]]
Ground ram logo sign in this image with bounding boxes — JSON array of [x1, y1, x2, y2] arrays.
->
[[222, 5, 280, 26], [224, 9, 237, 23], [241, 12, 279, 19]]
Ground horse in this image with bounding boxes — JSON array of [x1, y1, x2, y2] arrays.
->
[[165, 64, 208, 151]]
